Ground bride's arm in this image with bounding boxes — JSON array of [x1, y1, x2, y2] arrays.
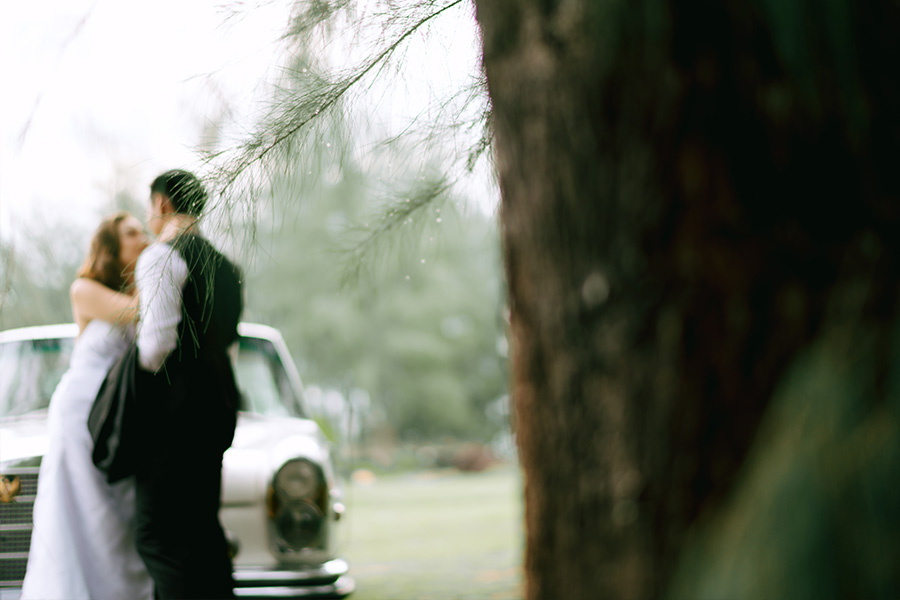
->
[[70, 278, 140, 325]]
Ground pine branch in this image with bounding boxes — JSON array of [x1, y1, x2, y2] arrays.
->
[[206, 0, 466, 201], [340, 175, 453, 285]]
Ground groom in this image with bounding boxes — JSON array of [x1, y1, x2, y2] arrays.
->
[[133, 169, 243, 599]]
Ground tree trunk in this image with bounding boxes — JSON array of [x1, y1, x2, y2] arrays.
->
[[474, 0, 900, 598]]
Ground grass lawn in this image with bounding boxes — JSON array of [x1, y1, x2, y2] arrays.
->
[[338, 465, 524, 600]]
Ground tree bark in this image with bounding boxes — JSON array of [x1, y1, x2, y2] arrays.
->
[[474, 0, 900, 598]]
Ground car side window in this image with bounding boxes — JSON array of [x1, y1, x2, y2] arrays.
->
[[233, 337, 301, 418], [0, 339, 73, 417]]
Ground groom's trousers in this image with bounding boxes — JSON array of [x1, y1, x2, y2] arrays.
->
[[134, 448, 235, 599]]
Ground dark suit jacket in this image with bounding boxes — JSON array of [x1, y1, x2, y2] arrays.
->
[[91, 234, 243, 478], [136, 234, 244, 468]]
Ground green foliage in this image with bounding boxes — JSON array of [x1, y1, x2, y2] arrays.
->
[[669, 320, 900, 600], [198, 0, 503, 447], [240, 133, 507, 444]]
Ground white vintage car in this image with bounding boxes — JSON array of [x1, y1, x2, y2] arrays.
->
[[0, 323, 354, 599]]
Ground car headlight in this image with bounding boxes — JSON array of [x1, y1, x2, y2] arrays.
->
[[274, 458, 320, 499], [268, 458, 328, 552], [275, 500, 324, 549]]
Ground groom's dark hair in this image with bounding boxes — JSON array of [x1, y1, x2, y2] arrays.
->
[[151, 169, 207, 216]]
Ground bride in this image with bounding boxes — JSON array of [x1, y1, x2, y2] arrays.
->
[[20, 212, 154, 600]]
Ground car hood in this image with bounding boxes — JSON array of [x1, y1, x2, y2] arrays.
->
[[222, 412, 332, 505], [1, 411, 331, 506], [0, 411, 50, 467]]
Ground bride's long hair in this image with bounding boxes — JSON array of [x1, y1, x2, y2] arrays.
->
[[76, 211, 130, 291]]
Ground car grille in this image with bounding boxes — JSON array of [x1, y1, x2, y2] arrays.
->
[[0, 467, 39, 588]]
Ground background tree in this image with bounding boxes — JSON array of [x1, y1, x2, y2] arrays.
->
[[238, 125, 509, 453], [201, 7, 510, 458], [208, 0, 900, 598], [0, 231, 79, 330], [475, 0, 900, 598], [1, 167, 151, 330]]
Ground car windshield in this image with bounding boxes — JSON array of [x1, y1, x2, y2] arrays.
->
[[0, 334, 305, 418]]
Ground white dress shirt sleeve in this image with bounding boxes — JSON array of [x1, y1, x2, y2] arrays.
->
[[136, 243, 188, 372]]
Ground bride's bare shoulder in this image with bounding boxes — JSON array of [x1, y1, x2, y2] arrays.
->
[[70, 278, 124, 311], [70, 277, 105, 298], [69, 277, 138, 325]]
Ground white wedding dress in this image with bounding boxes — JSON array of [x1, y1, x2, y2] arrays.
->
[[20, 319, 153, 600]]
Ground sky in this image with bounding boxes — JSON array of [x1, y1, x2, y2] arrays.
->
[[0, 0, 492, 257], [0, 0, 292, 243]]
